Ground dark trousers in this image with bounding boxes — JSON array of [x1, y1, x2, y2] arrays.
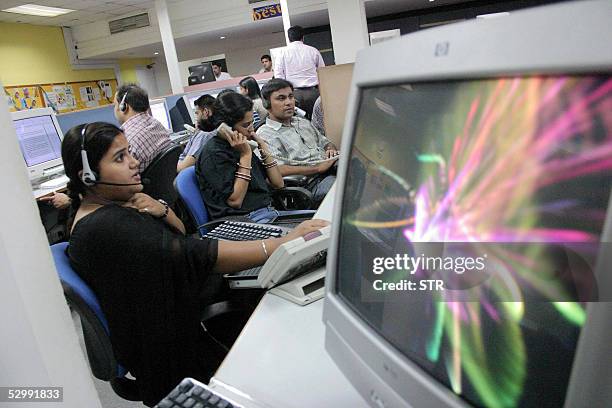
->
[[294, 86, 320, 120]]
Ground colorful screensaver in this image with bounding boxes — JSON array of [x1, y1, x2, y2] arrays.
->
[[337, 76, 612, 407]]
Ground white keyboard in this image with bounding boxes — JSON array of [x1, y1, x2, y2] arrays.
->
[[39, 175, 69, 189]]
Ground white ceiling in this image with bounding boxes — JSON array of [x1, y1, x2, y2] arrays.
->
[[0, 0, 153, 26], [0, 0, 474, 59]]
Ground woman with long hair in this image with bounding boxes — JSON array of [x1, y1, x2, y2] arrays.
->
[[62, 121, 327, 405], [238, 76, 268, 126]]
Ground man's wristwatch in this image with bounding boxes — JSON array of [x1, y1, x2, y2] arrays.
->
[[157, 199, 169, 219]]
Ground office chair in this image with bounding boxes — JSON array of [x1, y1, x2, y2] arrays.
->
[[141, 143, 182, 207], [174, 166, 315, 237], [50, 242, 141, 401], [174, 166, 210, 237]]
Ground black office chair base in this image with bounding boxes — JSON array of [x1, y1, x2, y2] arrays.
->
[[110, 377, 141, 401]]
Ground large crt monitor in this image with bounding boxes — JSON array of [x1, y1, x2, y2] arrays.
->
[[323, 1, 612, 407], [10, 108, 64, 182]]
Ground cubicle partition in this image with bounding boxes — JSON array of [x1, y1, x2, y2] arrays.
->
[[56, 105, 119, 135], [55, 72, 274, 137]]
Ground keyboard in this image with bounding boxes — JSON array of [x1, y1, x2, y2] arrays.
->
[[38, 174, 70, 189], [204, 221, 289, 241], [155, 378, 242, 408]]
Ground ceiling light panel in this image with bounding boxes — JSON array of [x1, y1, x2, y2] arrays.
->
[[2, 4, 74, 17]]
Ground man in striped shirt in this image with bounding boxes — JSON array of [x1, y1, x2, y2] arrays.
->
[[114, 84, 171, 173]]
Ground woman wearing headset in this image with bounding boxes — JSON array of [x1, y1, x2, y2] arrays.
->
[[62, 122, 328, 406]]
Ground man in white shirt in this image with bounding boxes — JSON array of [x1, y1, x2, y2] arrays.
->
[[274, 25, 325, 120], [212, 62, 232, 81]]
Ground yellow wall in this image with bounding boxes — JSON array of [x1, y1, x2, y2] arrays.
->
[[118, 58, 154, 85], [0, 22, 115, 86], [0, 22, 153, 88]]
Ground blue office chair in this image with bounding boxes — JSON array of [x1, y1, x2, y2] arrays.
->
[[174, 167, 316, 237], [174, 166, 211, 237], [51, 242, 253, 401], [49, 242, 141, 401]]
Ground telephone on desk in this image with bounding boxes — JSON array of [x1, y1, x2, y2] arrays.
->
[[224, 225, 330, 305]]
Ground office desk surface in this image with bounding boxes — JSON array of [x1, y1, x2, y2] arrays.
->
[[211, 293, 367, 408]]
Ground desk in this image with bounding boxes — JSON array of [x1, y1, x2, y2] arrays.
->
[[208, 184, 367, 408], [210, 295, 367, 408]]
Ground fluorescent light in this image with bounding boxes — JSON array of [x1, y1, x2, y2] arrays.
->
[[154, 52, 159, 55], [2, 4, 74, 17], [220, 36, 226, 39], [476, 12, 510, 19]]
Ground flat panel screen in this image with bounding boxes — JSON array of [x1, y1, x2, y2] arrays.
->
[[13, 115, 62, 167], [336, 75, 612, 407]]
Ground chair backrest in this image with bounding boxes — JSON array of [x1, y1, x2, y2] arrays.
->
[[50, 242, 126, 380], [141, 143, 182, 206], [174, 166, 210, 237]]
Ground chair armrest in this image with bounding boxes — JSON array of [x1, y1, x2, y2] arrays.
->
[[283, 175, 309, 187], [272, 187, 313, 210]]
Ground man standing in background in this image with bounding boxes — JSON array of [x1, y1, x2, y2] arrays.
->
[[212, 62, 232, 81], [273, 25, 325, 119], [259, 54, 273, 73]]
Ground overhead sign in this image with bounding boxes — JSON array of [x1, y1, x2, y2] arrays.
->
[[253, 3, 282, 21]]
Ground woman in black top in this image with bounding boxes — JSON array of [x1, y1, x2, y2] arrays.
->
[[62, 122, 327, 406], [195, 91, 284, 221]]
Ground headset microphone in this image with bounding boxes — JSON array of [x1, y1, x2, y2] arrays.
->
[[89, 178, 150, 187]]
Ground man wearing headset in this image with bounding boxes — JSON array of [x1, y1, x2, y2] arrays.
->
[[113, 83, 171, 173], [257, 78, 338, 205]]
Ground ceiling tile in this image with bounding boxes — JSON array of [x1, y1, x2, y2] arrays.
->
[[93, 11, 115, 20], [106, 5, 140, 16], [110, 0, 152, 5], [0, 1, 26, 10], [62, 0, 100, 9], [24, 0, 67, 7], [87, 4, 117, 13]]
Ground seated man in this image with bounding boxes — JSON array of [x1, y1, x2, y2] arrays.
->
[[257, 79, 338, 204], [114, 83, 171, 173], [177, 94, 217, 172]]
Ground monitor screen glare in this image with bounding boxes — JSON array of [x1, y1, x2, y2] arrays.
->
[[150, 102, 171, 131], [13, 115, 62, 167], [337, 75, 612, 407]]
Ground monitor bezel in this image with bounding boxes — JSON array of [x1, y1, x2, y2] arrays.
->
[[181, 95, 197, 124], [10, 107, 64, 182], [323, 1, 612, 407], [149, 98, 172, 131]]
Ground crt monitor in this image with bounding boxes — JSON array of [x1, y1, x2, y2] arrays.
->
[[169, 96, 195, 132], [323, 1, 612, 408], [10, 107, 64, 182], [149, 98, 171, 131], [188, 62, 216, 85]]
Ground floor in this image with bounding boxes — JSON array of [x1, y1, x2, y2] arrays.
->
[[72, 310, 145, 408]]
